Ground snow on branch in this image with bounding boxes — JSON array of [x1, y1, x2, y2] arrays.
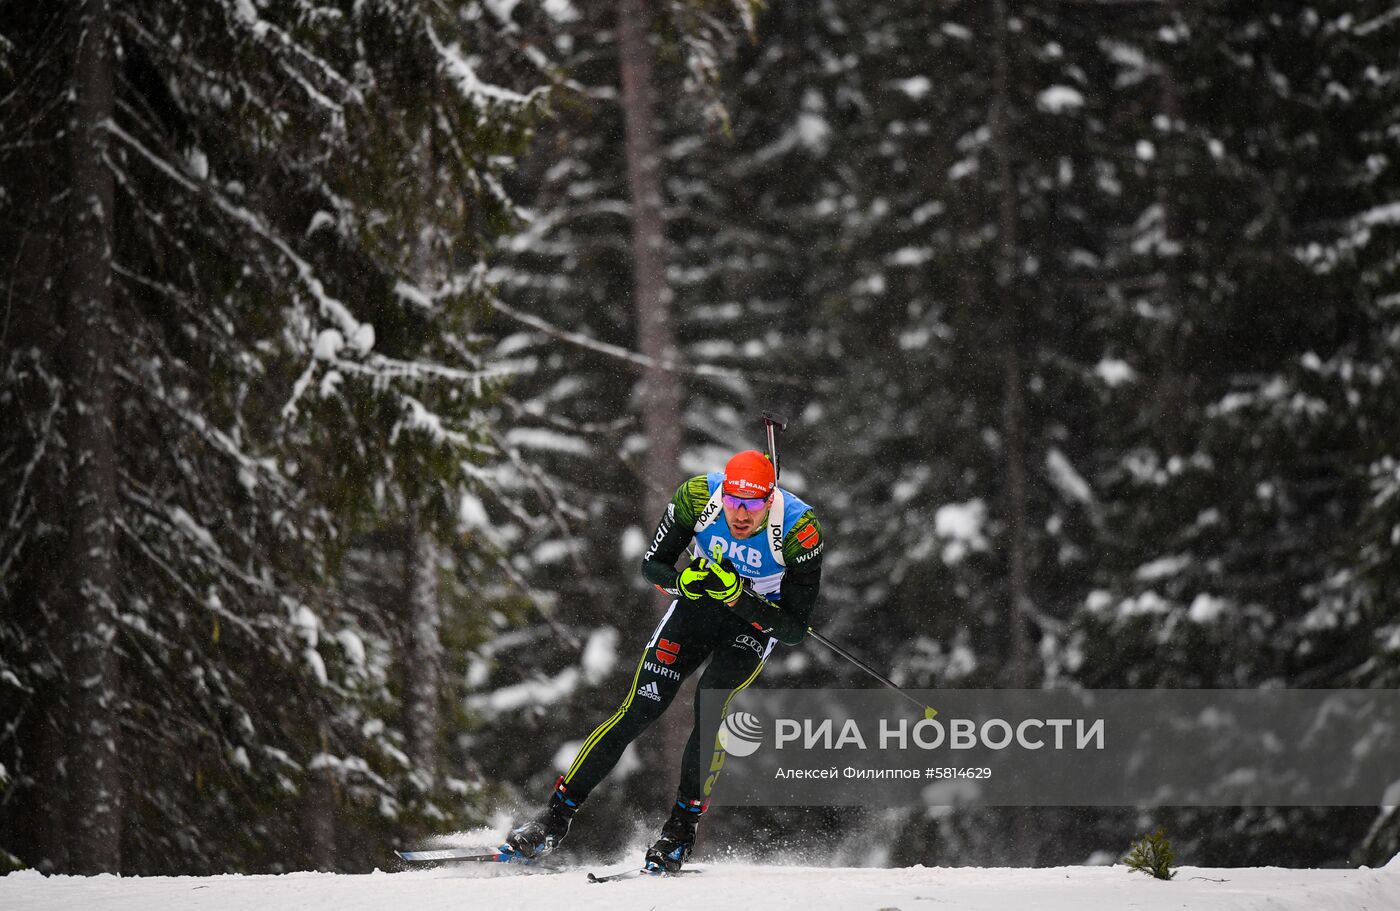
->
[[112, 513, 261, 641], [423, 20, 544, 108], [105, 119, 366, 344], [1355, 6, 1400, 36], [332, 352, 527, 390], [0, 365, 61, 582], [222, 0, 359, 106], [113, 363, 290, 499], [393, 395, 477, 450], [489, 294, 793, 384]]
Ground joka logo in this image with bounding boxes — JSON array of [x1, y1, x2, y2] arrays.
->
[[655, 638, 681, 666], [637, 681, 662, 702], [718, 711, 764, 757]]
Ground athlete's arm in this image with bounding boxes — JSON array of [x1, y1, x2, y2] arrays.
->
[[639, 476, 709, 594], [727, 511, 825, 645]]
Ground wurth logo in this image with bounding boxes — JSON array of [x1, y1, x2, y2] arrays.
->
[[645, 660, 681, 681], [637, 681, 662, 702], [655, 639, 681, 665]]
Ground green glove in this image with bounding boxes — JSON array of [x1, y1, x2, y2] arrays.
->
[[701, 543, 743, 606], [677, 554, 712, 600]]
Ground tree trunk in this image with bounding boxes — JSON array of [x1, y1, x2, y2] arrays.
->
[[990, 0, 1034, 690], [616, 0, 688, 804], [63, 0, 122, 874], [616, 0, 682, 519], [1153, 0, 1189, 455], [401, 130, 445, 782], [989, 0, 1038, 864], [404, 508, 443, 778], [305, 724, 337, 872]]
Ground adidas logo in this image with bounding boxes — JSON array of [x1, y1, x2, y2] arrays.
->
[[637, 681, 662, 702]]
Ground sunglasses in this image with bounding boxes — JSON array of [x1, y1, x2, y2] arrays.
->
[[722, 492, 772, 512]]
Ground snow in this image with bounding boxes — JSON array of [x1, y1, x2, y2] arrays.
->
[[1037, 85, 1085, 113], [468, 667, 581, 716], [541, 0, 580, 23], [458, 492, 489, 533], [291, 605, 319, 646], [233, 0, 258, 26], [186, 148, 209, 180], [892, 75, 932, 100], [336, 630, 366, 667], [1117, 590, 1173, 617], [351, 323, 375, 355], [1355, 200, 1400, 227], [504, 427, 591, 456], [795, 112, 831, 152], [304, 647, 328, 686], [1134, 554, 1190, 582], [1094, 357, 1136, 387], [425, 22, 533, 107], [619, 525, 647, 560], [933, 499, 989, 565], [552, 739, 583, 772], [305, 211, 335, 236], [580, 627, 619, 684], [314, 328, 343, 361], [888, 246, 934, 266], [4, 860, 1397, 910], [1045, 448, 1093, 505], [1189, 593, 1230, 624], [169, 505, 219, 553]]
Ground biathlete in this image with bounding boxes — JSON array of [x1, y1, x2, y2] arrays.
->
[[501, 449, 826, 872]]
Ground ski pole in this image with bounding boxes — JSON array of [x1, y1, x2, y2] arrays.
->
[[756, 409, 936, 719], [806, 627, 939, 719], [762, 410, 787, 479]]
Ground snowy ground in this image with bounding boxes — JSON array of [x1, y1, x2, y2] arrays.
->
[[5, 857, 1398, 911]]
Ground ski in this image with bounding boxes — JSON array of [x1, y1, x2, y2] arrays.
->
[[395, 846, 560, 871], [586, 867, 702, 883]]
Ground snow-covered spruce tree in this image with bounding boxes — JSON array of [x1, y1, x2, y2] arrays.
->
[[0, 0, 550, 874], [457, 0, 771, 838], [1060, 2, 1396, 866], [694, 0, 1139, 866]]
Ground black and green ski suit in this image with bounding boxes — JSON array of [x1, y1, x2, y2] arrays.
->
[[558, 473, 825, 807]]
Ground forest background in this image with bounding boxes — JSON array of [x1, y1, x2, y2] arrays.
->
[[2, 0, 1398, 876]]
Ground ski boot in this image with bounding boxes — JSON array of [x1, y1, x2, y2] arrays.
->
[[643, 797, 705, 873], [502, 777, 578, 860]]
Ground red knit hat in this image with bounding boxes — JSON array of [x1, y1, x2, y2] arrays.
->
[[723, 450, 775, 498]]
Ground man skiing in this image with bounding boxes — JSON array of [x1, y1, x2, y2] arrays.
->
[[501, 448, 825, 872]]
